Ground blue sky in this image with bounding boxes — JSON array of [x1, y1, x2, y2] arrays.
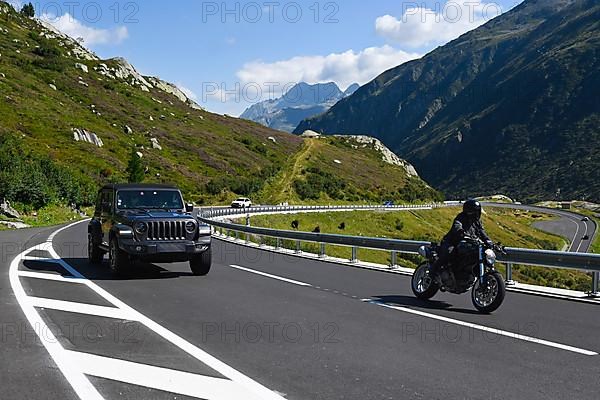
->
[[16, 0, 523, 115]]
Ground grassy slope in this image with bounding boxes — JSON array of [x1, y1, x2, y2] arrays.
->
[[259, 136, 440, 204], [0, 5, 439, 209], [245, 207, 592, 291]]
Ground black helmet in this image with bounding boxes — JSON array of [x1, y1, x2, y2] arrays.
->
[[463, 199, 482, 219]]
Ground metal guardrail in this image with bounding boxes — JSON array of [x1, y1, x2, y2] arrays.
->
[[197, 204, 600, 296]]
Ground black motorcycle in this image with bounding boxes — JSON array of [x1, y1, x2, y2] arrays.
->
[[411, 237, 507, 313]]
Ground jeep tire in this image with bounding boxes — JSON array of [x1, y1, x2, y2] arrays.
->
[[88, 233, 104, 264], [190, 247, 211, 276], [109, 237, 129, 275]]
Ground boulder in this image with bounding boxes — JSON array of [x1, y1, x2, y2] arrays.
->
[[75, 63, 88, 73], [268, 136, 277, 144], [124, 125, 133, 135], [49, 83, 57, 91], [301, 130, 321, 138], [150, 138, 162, 150], [1, 199, 21, 219], [0, 221, 30, 229], [72, 128, 103, 147]]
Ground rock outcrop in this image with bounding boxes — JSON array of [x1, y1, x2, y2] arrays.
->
[[1, 199, 21, 219], [336, 135, 419, 177], [72, 128, 103, 147]]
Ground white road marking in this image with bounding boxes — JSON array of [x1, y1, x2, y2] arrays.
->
[[28, 297, 134, 320], [66, 350, 266, 400], [567, 217, 579, 252], [576, 221, 588, 253], [22, 255, 58, 262], [9, 223, 105, 400], [18, 270, 85, 283], [364, 299, 598, 356], [9, 220, 287, 400], [229, 264, 313, 287]]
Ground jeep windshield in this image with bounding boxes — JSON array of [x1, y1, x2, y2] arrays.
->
[[116, 190, 184, 210]]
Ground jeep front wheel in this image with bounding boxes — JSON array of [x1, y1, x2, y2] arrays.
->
[[109, 237, 129, 275], [88, 234, 104, 264], [190, 248, 211, 276]]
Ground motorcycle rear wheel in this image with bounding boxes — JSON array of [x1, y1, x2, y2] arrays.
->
[[411, 262, 440, 300], [471, 271, 506, 313]]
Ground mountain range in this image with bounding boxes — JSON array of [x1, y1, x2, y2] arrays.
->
[[240, 82, 359, 132], [296, 0, 600, 202], [0, 2, 438, 207]]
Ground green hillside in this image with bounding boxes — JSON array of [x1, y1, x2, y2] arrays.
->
[[0, 2, 439, 216], [296, 0, 600, 203]]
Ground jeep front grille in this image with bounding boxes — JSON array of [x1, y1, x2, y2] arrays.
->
[[147, 221, 186, 241]]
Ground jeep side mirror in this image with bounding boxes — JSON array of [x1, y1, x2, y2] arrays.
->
[[186, 203, 194, 213]]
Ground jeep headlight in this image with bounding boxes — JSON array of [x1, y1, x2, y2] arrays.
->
[[485, 249, 496, 265], [185, 220, 197, 233], [134, 222, 147, 235]]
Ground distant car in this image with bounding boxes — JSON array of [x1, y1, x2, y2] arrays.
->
[[231, 197, 252, 208], [582, 235, 590, 240], [383, 201, 394, 206], [582, 217, 590, 222]]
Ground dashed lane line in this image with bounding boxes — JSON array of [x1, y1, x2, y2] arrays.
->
[[229, 264, 313, 287]]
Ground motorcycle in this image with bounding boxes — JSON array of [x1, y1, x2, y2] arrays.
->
[[411, 237, 507, 313]]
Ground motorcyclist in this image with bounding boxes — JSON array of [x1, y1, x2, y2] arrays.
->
[[429, 200, 493, 280]]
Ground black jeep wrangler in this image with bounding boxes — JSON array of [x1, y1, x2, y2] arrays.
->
[[88, 184, 211, 275]]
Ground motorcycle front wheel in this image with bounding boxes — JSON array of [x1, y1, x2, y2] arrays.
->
[[411, 262, 440, 300], [471, 271, 506, 313]]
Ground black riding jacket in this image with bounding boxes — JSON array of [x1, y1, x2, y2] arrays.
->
[[443, 212, 491, 247]]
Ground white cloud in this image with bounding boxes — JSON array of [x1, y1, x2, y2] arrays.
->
[[375, 1, 503, 48], [40, 13, 129, 46], [177, 84, 198, 101], [235, 45, 421, 99]]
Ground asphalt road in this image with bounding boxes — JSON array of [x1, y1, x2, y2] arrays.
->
[[1, 220, 599, 399], [482, 203, 597, 253]]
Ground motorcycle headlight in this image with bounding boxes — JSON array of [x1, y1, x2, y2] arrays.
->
[[185, 220, 197, 233], [418, 245, 428, 258], [134, 222, 147, 235], [485, 249, 496, 265]]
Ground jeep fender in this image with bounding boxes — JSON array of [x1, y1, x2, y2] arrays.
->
[[110, 224, 134, 242]]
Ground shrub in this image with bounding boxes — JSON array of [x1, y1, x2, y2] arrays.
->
[[395, 219, 404, 231], [126, 148, 145, 183], [0, 135, 96, 209]]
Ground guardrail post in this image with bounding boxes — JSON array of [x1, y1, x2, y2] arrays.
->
[[591, 272, 599, 297], [319, 243, 326, 259], [295, 240, 302, 254], [505, 263, 516, 286], [275, 238, 281, 250], [390, 251, 398, 269], [246, 214, 250, 244], [351, 247, 358, 263]]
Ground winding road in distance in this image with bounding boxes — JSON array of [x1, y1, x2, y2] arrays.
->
[[481, 202, 597, 253]]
